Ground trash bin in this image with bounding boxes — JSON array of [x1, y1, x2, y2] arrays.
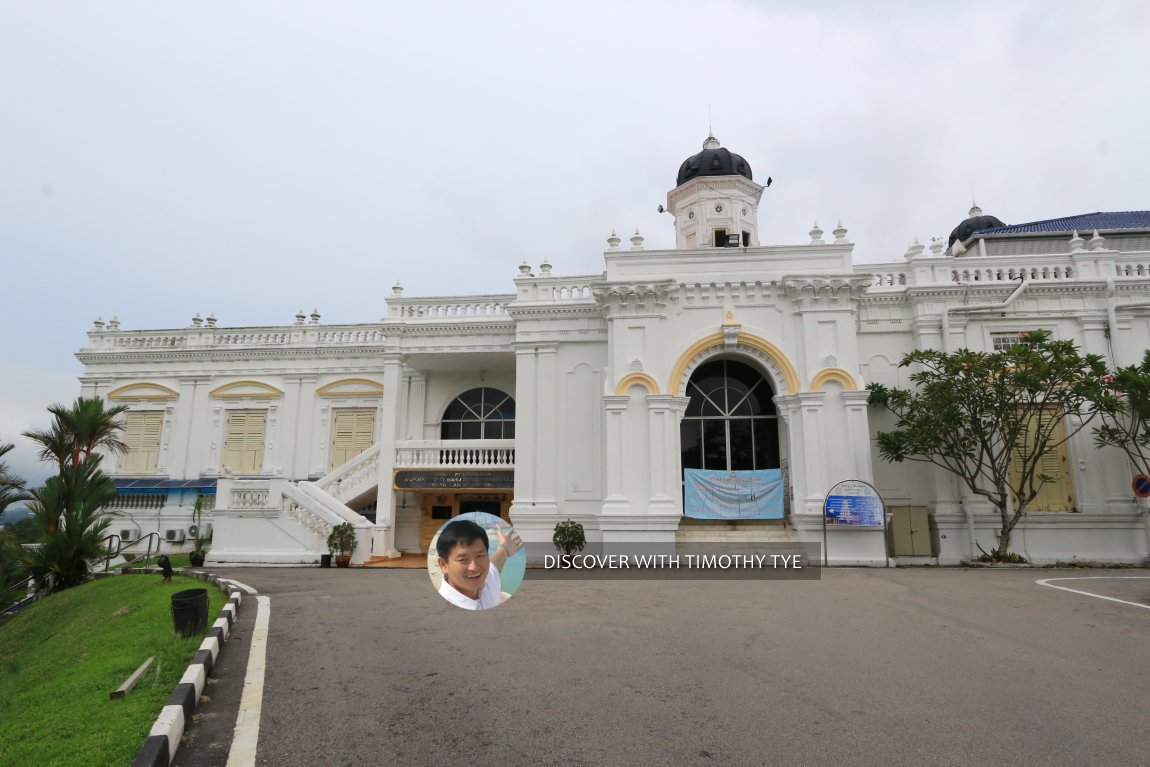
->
[[320, 554, 332, 568], [171, 588, 209, 637]]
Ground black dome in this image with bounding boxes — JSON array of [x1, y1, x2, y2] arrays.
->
[[948, 206, 1005, 246], [676, 136, 753, 187]]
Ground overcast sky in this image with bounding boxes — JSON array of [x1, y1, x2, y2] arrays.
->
[[1, 0, 1148, 484]]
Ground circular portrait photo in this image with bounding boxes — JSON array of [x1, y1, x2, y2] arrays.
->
[[428, 511, 526, 611]]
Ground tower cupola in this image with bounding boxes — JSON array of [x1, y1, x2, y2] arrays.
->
[[667, 134, 765, 250]]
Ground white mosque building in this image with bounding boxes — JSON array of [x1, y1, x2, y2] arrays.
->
[[77, 136, 1150, 565]]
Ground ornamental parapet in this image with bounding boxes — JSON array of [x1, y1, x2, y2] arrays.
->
[[82, 322, 387, 352], [384, 294, 515, 320], [859, 248, 1150, 291]]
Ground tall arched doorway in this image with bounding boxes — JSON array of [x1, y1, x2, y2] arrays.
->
[[680, 358, 780, 472]]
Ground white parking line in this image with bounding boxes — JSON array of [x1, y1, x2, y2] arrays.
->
[[227, 595, 270, 767], [1035, 576, 1150, 611]]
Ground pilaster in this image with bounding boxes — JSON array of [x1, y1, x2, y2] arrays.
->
[[601, 396, 631, 515], [646, 394, 690, 514], [373, 354, 403, 557]]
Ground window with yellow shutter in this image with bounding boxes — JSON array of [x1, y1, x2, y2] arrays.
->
[[330, 409, 376, 469], [120, 412, 163, 474], [1008, 408, 1075, 512], [224, 410, 267, 474]]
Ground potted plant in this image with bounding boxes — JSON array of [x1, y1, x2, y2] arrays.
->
[[552, 518, 586, 557], [188, 496, 209, 566], [189, 536, 209, 567], [327, 522, 357, 568]]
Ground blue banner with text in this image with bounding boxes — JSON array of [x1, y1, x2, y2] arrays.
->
[[684, 469, 785, 519]]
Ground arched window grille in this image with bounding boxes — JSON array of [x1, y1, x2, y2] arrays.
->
[[440, 388, 516, 440], [680, 359, 779, 471]]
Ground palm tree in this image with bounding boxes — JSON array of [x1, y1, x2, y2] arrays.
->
[[24, 455, 118, 590], [23, 396, 129, 470], [0, 442, 31, 516]]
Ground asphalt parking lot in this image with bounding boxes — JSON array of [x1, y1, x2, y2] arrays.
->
[[176, 567, 1150, 767]]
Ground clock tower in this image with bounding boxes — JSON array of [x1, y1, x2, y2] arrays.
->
[[666, 134, 765, 250]]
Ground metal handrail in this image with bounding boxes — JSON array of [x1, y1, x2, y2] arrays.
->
[[97, 531, 164, 572]]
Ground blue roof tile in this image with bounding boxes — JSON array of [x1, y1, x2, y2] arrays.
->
[[975, 211, 1150, 236]]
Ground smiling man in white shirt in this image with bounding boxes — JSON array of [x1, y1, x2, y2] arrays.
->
[[436, 519, 523, 610]]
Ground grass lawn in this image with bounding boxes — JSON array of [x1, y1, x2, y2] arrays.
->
[[0, 574, 224, 766]]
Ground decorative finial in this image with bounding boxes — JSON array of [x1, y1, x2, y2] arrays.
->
[[929, 237, 945, 257], [518, 260, 533, 276], [192, 313, 204, 327], [108, 316, 121, 331], [93, 316, 105, 330], [1068, 230, 1085, 252], [809, 221, 824, 244], [630, 228, 644, 251], [607, 230, 621, 251], [969, 204, 983, 217], [309, 308, 321, 324], [205, 313, 216, 327], [905, 238, 925, 260], [392, 281, 404, 297], [539, 259, 552, 275], [1088, 230, 1105, 251], [294, 309, 305, 325], [832, 221, 848, 243]]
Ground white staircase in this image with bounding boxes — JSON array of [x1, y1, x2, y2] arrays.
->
[[675, 518, 800, 546]]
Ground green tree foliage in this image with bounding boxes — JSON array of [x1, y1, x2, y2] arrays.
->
[[867, 330, 1117, 560], [24, 456, 118, 590], [1093, 350, 1150, 476], [0, 442, 31, 516], [23, 396, 129, 470], [18, 397, 128, 591]]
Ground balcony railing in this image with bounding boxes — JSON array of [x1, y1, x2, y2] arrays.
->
[[395, 440, 516, 469]]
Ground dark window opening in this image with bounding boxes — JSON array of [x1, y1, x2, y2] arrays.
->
[[713, 229, 727, 247], [440, 387, 516, 441], [742, 231, 751, 247], [681, 359, 779, 473]]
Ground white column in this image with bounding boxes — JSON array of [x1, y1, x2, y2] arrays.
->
[[601, 396, 631, 514], [287, 375, 317, 479], [404, 371, 427, 440], [535, 346, 559, 511], [841, 391, 874, 482], [646, 395, 690, 516], [510, 346, 538, 513], [797, 392, 827, 514], [373, 354, 403, 557]]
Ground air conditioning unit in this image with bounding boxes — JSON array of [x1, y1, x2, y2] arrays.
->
[[164, 529, 185, 543], [187, 524, 199, 538], [120, 529, 136, 543]]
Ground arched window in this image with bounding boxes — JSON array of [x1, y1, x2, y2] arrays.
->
[[681, 359, 779, 471], [440, 388, 516, 440]]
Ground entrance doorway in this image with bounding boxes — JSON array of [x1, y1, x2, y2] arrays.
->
[[459, 500, 501, 517]]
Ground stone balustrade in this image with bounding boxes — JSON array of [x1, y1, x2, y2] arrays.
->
[[230, 488, 269, 510], [385, 295, 514, 319], [515, 275, 602, 303], [83, 323, 388, 351], [395, 440, 516, 468], [860, 249, 1150, 290], [111, 493, 167, 510], [315, 444, 380, 503]]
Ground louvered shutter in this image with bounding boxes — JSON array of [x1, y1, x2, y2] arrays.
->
[[225, 410, 267, 474], [121, 412, 162, 473], [1008, 409, 1073, 512], [330, 409, 376, 469]]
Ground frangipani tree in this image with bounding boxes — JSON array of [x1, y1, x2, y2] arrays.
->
[[1093, 350, 1150, 478], [867, 330, 1118, 560]]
